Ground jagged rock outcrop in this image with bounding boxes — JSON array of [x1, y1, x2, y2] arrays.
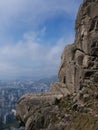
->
[[16, 0, 98, 130], [59, 0, 98, 93]]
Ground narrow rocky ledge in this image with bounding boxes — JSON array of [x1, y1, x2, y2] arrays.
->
[[16, 0, 98, 130]]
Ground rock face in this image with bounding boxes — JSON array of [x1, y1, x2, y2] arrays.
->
[[16, 0, 98, 130], [59, 0, 98, 93]]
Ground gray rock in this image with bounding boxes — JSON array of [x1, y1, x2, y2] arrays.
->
[[83, 94, 90, 102], [94, 92, 98, 99]]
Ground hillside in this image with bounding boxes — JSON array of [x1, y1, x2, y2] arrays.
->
[[16, 0, 98, 130]]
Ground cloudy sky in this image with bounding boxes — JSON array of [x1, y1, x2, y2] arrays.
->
[[0, 0, 82, 80]]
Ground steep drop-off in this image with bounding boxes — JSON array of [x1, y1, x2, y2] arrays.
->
[[16, 0, 98, 130]]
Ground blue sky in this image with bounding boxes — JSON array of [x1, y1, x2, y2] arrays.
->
[[0, 0, 82, 80]]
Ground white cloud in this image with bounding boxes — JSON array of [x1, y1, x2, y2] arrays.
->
[[0, 0, 82, 32], [0, 0, 82, 79], [0, 30, 74, 80]]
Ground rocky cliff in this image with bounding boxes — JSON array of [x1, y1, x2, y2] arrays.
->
[[16, 0, 98, 130]]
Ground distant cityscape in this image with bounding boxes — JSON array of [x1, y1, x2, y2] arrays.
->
[[0, 76, 57, 130]]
